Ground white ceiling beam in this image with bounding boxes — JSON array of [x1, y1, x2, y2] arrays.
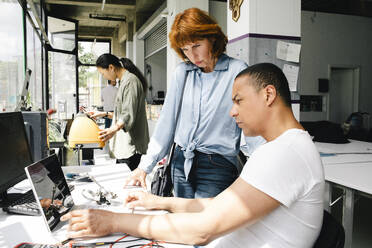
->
[[44, 0, 135, 9]]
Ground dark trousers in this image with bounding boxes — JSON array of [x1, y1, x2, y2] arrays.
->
[[117, 153, 142, 171], [104, 117, 112, 129]]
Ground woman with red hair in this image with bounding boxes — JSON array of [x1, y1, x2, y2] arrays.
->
[[126, 8, 264, 198]]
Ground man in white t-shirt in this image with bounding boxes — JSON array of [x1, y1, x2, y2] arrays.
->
[[61, 63, 325, 248], [101, 80, 118, 128]]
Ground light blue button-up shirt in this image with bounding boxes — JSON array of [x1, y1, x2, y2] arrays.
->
[[139, 54, 264, 178]]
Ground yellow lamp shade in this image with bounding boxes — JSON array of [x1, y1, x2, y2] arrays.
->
[[68, 114, 105, 148]]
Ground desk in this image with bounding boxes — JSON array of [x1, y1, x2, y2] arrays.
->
[[317, 140, 372, 248], [0, 164, 190, 248]]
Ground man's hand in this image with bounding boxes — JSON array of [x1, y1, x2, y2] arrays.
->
[[60, 209, 116, 238], [124, 168, 148, 189], [125, 191, 161, 210]]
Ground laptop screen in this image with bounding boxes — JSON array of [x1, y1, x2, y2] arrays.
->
[[25, 154, 74, 232]]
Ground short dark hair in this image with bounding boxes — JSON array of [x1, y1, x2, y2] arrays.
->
[[236, 63, 291, 107]]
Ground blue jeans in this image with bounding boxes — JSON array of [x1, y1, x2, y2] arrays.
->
[[171, 145, 238, 198]]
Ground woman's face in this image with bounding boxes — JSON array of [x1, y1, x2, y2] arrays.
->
[[97, 65, 117, 81], [181, 39, 215, 72]]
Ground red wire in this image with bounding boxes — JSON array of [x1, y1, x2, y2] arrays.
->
[[109, 233, 129, 248], [139, 240, 165, 247]]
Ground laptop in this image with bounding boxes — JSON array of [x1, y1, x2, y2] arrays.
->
[[24, 154, 74, 232]]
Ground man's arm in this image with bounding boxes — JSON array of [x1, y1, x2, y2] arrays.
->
[[62, 178, 280, 245], [124, 191, 213, 213]]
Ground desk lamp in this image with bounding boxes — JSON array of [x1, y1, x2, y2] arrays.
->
[[68, 112, 105, 165]]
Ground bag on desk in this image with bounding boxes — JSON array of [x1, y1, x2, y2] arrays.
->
[[151, 144, 175, 197]]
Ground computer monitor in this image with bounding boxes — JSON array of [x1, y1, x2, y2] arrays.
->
[[0, 112, 33, 203], [22, 111, 49, 162]]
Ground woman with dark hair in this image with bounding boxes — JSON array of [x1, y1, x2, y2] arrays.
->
[[89, 54, 149, 170], [125, 8, 265, 198]]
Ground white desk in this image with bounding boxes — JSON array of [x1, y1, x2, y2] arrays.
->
[[317, 140, 372, 248], [0, 164, 190, 248]]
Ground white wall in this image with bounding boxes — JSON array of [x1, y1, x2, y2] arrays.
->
[[133, 33, 145, 74], [126, 41, 133, 61], [227, 0, 300, 40], [209, 1, 227, 35], [300, 11, 372, 121], [145, 48, 167, 101]]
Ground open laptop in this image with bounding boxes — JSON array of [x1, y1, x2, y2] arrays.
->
[[24, 154, 74, 232]]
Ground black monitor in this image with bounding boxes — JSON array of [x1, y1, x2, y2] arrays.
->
[[0, 112, 33, 203]]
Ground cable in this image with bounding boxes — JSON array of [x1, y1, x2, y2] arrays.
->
[[110, 234, 129, 248], [125, 242, 165, 248], [70, 236, 151, 247]]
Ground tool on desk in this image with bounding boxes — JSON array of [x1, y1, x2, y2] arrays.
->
[[81, 189, 110, 205], [81, 183, 119, 206], [88, 174, 118, 199]]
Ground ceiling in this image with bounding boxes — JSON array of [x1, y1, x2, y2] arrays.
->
[[44, 0, 372, 39], [302, 0, 372, 18], [45, 0, 165, 38]]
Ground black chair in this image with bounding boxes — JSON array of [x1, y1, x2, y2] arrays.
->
[[313, 210, 345, 248]]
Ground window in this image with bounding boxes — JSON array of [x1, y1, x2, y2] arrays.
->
[[26, 13, 43, 110], [48, 16, 76, 51], [78, 40, 110, 108], [0, 0, 24, 111], [48, 51, 76, 119]]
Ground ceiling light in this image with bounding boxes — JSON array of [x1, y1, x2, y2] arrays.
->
[[89, 14, 126, 22]]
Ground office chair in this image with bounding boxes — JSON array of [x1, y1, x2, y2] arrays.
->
[[313, 210, 345, 248]]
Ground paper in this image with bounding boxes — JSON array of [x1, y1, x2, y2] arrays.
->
[[276, 41, 301, 63], [283, 64, 299, 91], [291, 103, 300, 121]]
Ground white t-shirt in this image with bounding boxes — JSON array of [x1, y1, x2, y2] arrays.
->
[[101, 84, 118, 111], [211, 129, 325, 248]]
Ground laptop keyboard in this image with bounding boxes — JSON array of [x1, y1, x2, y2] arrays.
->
[[4, 190, 40, 216], [4, 184, 75, 216]]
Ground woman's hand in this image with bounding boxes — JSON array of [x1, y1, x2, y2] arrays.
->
[[124, 168, 148, 189], [98, 126, 118, 142], [125, 191, 161, 210], [88, 111, 107, 119], [60, 209, 116, 238]]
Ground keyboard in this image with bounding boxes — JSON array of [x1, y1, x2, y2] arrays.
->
[[3, 190, 40, 216], [3, 184, 75, 216]]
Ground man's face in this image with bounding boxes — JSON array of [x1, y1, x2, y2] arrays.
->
[[230, 76, 265, 136]]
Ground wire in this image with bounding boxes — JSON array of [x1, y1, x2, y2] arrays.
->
[[125, 242, 165, 248], [110, 234, 129, 248], [70, 235, 151, 247], [140, 241, 164, 248]]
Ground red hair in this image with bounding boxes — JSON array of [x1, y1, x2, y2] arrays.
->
[[169, 8, 227, 61]]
